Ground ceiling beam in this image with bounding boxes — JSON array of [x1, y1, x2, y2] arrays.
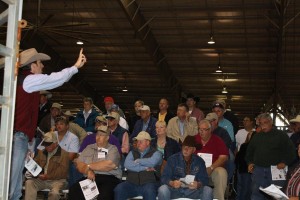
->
[[117, 0, 183, 101]]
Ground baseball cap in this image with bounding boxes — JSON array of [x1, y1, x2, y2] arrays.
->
[[134, 131, 152, 141], [205, 113, 218, 121], [139, 105, 150, 112]]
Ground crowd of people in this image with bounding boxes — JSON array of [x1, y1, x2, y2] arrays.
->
[[8, 48, 300, 200]]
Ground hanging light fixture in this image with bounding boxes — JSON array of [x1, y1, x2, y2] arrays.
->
[[215, 53, 222, 73], [102, 63, 108, 72], [102, 52, 109, 72], [122, 86, 128, 92], [208, 20, 215, 44], [122, 74, 128, 92], [76, 40, 84, 45], [208, 36, 215, 45], [222, 85, 228, 94]]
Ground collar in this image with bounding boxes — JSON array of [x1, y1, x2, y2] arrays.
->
[[139, 146, 150, 156], [143, 117, 150, 125], [91, 143, 109, 150], [84, 109, 92, 114]]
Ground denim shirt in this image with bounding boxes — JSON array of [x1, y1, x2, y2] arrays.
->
[[161, 152, 208, 186]]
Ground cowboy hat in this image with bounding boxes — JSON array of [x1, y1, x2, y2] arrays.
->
[[181, 93, 200, 103], [40, 90, 52, 99], [20, 48, 51, 67]]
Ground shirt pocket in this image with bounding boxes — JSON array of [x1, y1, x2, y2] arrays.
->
[[190, 166, 200, 175], [175, 167, 185, 177]]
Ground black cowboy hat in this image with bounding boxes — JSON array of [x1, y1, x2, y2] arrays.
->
[[181, 93, 200, 103]]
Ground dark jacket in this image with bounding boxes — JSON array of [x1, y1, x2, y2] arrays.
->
[[235, 142, 249, 173], [129, 113, 141, 133], [38, 101, 52, 126], [161, 152, 209, 186], [127, 147, 160, 185], [73, 109, 99, 132], [39, 113, 52, 133], [112, 125, 127, 147], [154, 112, 175, 125], [213, 126, 232, 149], [151, 136, 181, 161], [131, 116, 157, 140]]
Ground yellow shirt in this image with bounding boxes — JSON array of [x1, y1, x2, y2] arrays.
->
[[158, 112, 167, 122]]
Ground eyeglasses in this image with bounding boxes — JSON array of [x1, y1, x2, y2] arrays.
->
[[199, 128, 210, 132]]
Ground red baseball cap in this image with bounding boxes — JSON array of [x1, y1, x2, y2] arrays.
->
[[104, 96, 114, 103]]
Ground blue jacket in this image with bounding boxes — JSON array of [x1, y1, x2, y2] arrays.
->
[[73, 109, 99, 132], [161, 152, 209, 186], [130, 116, 157, 140]]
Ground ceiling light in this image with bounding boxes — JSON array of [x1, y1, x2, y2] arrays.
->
[[122, 86, 128, 92], [76, 40, 84, 45], [102, 63, 108, 72], [216, 64, 222, 73], [216, 78, 238, 82], [102, 52, 109, 72], [208, 19, 215, 44], [222, 86, 228, 94], [208, 35, 215, 44], [215, 52, 222, 73]]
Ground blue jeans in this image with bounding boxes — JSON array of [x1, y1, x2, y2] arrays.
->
[[68, 161, 83, 187], [236, 173, 251, 200], [251, 166, 285, 200], [9, 132, 28, 200], [114, 181, 160, 200], [157, 184, 213, 200]]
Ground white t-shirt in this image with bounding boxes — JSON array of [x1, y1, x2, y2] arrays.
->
[[235, 129, 248, 152], [119, 117, 129, 131]]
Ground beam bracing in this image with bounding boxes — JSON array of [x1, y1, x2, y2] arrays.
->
[[118, 0, 183, 102]]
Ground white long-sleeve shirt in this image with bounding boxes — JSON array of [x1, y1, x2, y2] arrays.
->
[[23, 66, 78, 93]]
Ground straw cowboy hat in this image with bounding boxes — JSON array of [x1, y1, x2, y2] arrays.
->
[[63, 110, 73, 116], [20, 48, 51, 67]]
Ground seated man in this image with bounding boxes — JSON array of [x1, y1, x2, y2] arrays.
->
[[131, 105, 157, 140], [54, 116, 79, 161], [63, 110, 87, 144], [106, 111, 129, 155], [79, 115, 121, 154], [167, 103, 198, 143], [73, 97, 99, 133], [54, 116, 80, 187], [24, 131, 69, 200], [69, 126, 122, 200], [39, 102, 62, 133], [158, 135, 213, 200], [195, 119, 229, 200], [114, 131, 163, 200]]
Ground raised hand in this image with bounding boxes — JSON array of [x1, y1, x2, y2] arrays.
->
[[74, 48, 87, 68]]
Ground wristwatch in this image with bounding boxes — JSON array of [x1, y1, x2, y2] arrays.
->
[[86, 164, 91, 173]]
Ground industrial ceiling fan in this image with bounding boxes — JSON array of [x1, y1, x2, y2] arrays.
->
[[1, 0, 103, 45]]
